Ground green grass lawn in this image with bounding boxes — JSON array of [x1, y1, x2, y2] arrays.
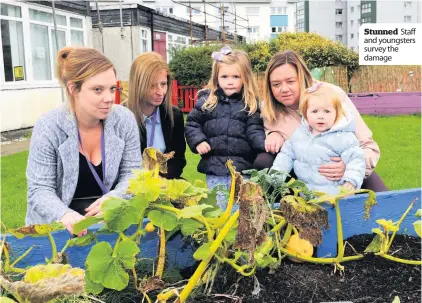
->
[[1, 115, 420, 228]]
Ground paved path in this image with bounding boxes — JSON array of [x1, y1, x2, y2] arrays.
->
[[1, 128, 32, 156], [1, 140, 30, 156]]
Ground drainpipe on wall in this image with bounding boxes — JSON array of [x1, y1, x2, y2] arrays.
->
[[150, 11, 154, 51], [51, 0, 65, 103], [119, 0, 124, 39]]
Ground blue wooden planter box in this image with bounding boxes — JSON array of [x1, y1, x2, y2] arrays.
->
[[4, 188, 421, 269]]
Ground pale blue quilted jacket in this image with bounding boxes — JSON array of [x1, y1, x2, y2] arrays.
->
[[271, 109, 365, 195]]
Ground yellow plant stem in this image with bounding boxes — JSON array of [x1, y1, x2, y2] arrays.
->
[[157, 289, 178, 302], [378, 253, 422, 265], [335, 201, 345, 262], [386, 198, 417, 252], [280, 224, 293, 246], [112, 233, 123, 257], [199, 215, 214, 242], [178, 210, 240, 303], [47, 233, 57, 262], [215, 254, 256, 276], [205, 169, 237, 229], [280, 246, 334, 263], [270, 219, 286, 233], [132, 266, 138, 290], [2, 246, 26, 274], [279, 246, 363, 264], [10, 246, 34, 268], [156, 227, 166, 279], [2, 240, 10, 267], [291, 225, 299, 235]]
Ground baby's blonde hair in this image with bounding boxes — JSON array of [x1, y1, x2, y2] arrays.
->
[[300, 84, 345, 125], [202, 49, 259, 115]]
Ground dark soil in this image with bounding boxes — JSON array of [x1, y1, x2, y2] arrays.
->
[[194, 234, 421, 303]]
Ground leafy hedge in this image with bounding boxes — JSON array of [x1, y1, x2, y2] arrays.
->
[[169, 32, 358, 86]]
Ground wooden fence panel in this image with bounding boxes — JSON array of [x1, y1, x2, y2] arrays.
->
[[350, 65, 421, 93]]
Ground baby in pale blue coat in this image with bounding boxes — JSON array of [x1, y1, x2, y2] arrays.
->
[[271, 83, 365, 195]]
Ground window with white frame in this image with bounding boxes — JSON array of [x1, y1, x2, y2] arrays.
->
[[140, 28, 149, 53], [157, 7, 174, 14], [270, 7, 287, 14], [245, 7, 260, 16], [404, 15, 412, 22], [361, 3, 371, 14], [1, 3, 26, 82], [336, 22, 343, 28], [0, 2, 85, 83], [404, 1, 412, 8], [351, 33, 354, 39], [186, 6, 201, 15], [350, 20, 354, 26], [335, 9, 343, 15], [248, 26, 259, 33], [350, 6, 354, 13], [167, 33, 188, 61], [271, 26, 287, 33], [335, 35, 343, 42]]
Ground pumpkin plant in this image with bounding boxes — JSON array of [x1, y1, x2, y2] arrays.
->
[[2, 148, 419, 303], [364, 198, 422, 265]]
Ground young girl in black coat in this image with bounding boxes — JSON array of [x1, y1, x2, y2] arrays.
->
[[185, 46, 265, 208]]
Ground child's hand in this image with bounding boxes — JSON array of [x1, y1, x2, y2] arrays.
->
[[342, 182, 356, 191], [196, 141, 211, 155]]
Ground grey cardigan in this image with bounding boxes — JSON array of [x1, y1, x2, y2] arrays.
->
[[25, 104, 142, 225]]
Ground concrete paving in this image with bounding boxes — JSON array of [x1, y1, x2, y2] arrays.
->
[[1, 128, 32, 156]]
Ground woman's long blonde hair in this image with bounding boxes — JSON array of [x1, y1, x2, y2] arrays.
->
[[261, 50, 313, 123], [127, 52, 173, 129], [56, 46, 115, 112], [202, 49, 259, 115]]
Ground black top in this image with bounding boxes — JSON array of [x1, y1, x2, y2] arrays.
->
[[73, 152, 104, 199], [140, 104, 187, 179], [69, 153, 116, 215], [185, 88, 266, 176]]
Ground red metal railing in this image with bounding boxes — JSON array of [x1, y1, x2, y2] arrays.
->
[[115, 80, 121, 104], [172, 79, 199, 113], [115, 79, 199, 112]]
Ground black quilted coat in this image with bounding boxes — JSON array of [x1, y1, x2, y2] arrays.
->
[[185, 88, 265, 176]]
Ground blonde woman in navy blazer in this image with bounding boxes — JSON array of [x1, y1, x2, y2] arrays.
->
[[127, 52, 186, 179]]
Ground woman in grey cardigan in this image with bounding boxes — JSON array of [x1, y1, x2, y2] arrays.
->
[[26, 47, 141, 235]]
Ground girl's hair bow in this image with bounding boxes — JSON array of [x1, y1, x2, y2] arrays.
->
[[306, 82, 323, 93], [211, 46, 232, 62]]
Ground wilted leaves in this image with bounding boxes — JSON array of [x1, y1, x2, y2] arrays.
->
[[280, 195, 329, 246], [8, 222, 65, 239], [142, 147, 174, 174], [0, 264, 85, 303]]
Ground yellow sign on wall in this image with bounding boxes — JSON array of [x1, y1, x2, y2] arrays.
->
[[14, 66, 24, 81]]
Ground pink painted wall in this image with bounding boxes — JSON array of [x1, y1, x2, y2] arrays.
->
[[349, 92, 421, 115]]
